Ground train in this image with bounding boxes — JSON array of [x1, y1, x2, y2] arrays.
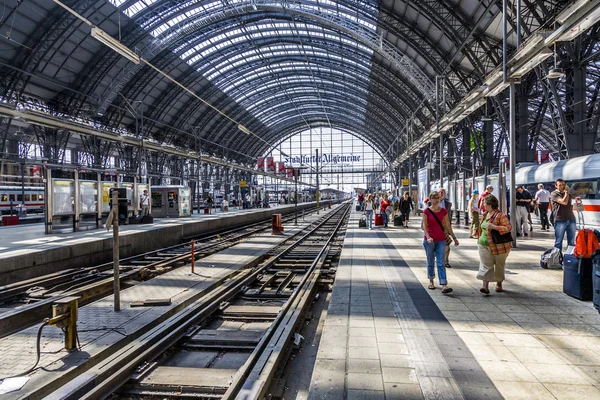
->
[[0, 186, 45, 214], [424, 153, 600, 228]]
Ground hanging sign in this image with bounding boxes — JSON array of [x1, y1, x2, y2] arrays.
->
[[277, 162, 285, 175], [266, 157, 275, 173], [256, 157, 264, 171]]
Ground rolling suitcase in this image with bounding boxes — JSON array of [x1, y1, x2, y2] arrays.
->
[[563, 253, 593, 300], [359, 215, 367, 228], [593, 251, 600, 312], [141, 215, 154, 224], [374, 213, 383, 226], [356, 204, 361, 211], [394, 214, 404, 226]]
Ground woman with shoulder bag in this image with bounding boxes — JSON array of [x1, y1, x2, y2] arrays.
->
[[422, 191, 459, 294], [364, 194, 375, 230], [477, 194, 513, 295]]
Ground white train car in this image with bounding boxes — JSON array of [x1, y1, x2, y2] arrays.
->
[[0, 186, 45, 214], [515, 154, 600, 228]]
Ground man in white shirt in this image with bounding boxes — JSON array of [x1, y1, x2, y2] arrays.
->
[[139, 189, 150, 217], [535, 183, 551, 231]]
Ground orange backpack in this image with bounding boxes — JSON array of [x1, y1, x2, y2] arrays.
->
[[574, 229, 600, 259]]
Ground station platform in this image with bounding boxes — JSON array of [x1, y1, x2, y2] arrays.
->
[[309, 207, 600, 400], [0, 202, 315, 285], [0, 206, 331, 399]]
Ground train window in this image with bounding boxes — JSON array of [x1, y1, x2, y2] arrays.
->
[[571, 181, 597, 199], [9, 194, 15, 201], [17, 194, 22, 201], [24, 194, 30, 201], [1, 194, 6, 202], [32, 194, 38, 201], [39, 194, 44, 201]]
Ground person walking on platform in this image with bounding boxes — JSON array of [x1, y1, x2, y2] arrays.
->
[[468, 190, 480, 238], [380, 193, 392, 228], [535, 183, 551, 230], [139, 189, 150, 217], [478, 185, 494, 213], [364, 194, 375, 230], [515, 186, 532, 236], [551, 179, 576, 251], [399, 191, 413, 228], [477, 194, 512, 295], [358, 192, 364, 211], [422, 191, 458, 294], [207, 193, 214, 214], [438, 188, 454, 268]]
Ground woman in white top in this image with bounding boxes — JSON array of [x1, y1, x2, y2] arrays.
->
[[364, 194, 375, 230], [468, 190, 480, 238]]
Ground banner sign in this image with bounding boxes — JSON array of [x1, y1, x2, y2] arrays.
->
[[256, 157, 264, 171], [287, 166, 294, 177], [277, 161, 285, 175], [266, 157, 275, 173], [32, 165, 41, 177], [284, 153, 361, 164]]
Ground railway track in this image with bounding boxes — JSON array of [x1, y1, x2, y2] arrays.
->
[[0, 206, 319, 338], [66, 203, 350, 400]]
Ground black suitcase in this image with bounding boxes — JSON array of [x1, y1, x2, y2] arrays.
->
[[141, 215, 154, 224], [356, 204, 361, 211], [358, 216, 366, 228], [593, 252, 600, 311], [128, 216, 140, 224], [394, 214, 404, 226], [563, 254, 593, 300]]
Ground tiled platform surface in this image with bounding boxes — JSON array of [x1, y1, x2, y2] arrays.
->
[[0, 202, 315, 285], [0, 208, 329, 399], [310, 208, 600, 400]]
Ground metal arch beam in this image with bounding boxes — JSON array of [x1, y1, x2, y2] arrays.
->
[[135, 1, 435, 98]]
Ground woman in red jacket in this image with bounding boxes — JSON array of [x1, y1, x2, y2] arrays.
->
[[380, 193, 392, 228]]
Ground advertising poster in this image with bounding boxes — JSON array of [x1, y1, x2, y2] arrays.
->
[[417, 167, 428, 210], [266, 157, 275, 173], [277, 161, 285, 175], [256, 157, 264, 171]]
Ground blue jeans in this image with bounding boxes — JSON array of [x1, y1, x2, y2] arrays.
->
[[423, 240, 447, 285], [359, 200, 364, 211], [382, 211, 388, 227], [366, 210, 373, 229], [554, 219, 576, 250]]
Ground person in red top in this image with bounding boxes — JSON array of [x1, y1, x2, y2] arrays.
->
[[380, 193, 392, 228], [422, 191, 459, 294], [358, 192, 365, 211], [478, 185, 494, 213]]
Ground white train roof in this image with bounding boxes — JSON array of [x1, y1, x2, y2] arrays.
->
[[515, 154, 600, 185]]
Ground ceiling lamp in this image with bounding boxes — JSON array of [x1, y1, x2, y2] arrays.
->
[[546, 43, 565, 79], [91, 27, 140, 65]]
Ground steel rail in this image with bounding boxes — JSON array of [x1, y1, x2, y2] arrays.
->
[[0, 206, 319, 338], [72, 203, 349, 400]]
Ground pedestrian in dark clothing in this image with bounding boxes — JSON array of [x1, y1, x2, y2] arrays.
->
[[399, 192, 414, 228]]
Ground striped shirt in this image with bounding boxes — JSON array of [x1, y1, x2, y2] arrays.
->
[[480, 210, 513, 255]]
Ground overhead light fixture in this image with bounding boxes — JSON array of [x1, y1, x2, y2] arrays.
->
[[238, 124, 251, 135], [546, 42, 565, 79], [91, 27, 140, 64], [484, 81, 511, 97], [555, 4, 600, 41], [546, 67, 565, 79], [556, 0, 593, 24]]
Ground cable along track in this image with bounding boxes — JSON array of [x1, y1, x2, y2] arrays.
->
[[0, 207, 318, 338], [81, 203, 350, 400]]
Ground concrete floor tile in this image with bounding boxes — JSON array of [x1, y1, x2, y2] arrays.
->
[[317, 345, 346, 360], [346, 389, 385, 400], [551, 348, 600, 366], [349, 327, 376, 337], [464, 303, 502, 313], [542, 314, 590, 325], [468, 344, 519, 362], [347, 358, 382, 374], [524, 363, 593, 384], [518, 323, 566, 335], [383, 382, 424, 400], [544, 383, 600, 400], [483, 322, 528, 334], [417, 376, 463, 399], [380, 353, 414, 368], [457, 332, 504, 347], [346, 373, 384, 391], [381, 367, 418, 384], [450, 321, 492, 333], [308, 358, 345, 400], [493, 381, 555, 400], [478, 361, 538, 382], [494, 333, 546, 347], [412, 361, 453, 378], [507, 346, 567, 364], [348, 346, 380, 360], [554, 324, 600, 336], [473, 312, 513, 323], [534, 334, 589, 349], [507, 313, 549, 324], [495, 304, 534, 313], [375, 331, 405, 343], [437, 303, 470, 312], [348, 336, 378, 348], [378, 342, 409, 355], [441, 311, 480, 322], [577, 366, 600, 385], [349, 319, 375, 328]]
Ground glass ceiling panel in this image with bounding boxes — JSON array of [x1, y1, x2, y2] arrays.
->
[[109, 0, 377, 127]]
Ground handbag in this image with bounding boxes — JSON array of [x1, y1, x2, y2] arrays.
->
[[490, 212, 513, 244]]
